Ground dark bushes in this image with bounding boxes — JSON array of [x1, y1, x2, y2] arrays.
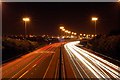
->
[[2, 38, 39, 62], [88, 35, 120, 60]]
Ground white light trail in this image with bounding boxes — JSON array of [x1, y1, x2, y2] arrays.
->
[[64, 41, 120, 79]]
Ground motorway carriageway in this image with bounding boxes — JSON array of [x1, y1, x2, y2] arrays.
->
[[64, 41, 120, 79], [1, 41, 120, 79]]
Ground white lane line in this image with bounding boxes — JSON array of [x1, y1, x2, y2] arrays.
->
[[17, 70, 29, 79], [17, 64, 37, 79], [42, 50, 55, 79], [54, 59, 59, 78], [32, 64, 37, 68], [9, 54, 43, 80], [62, 54, 66, 78], [75, 58, 90, 78]]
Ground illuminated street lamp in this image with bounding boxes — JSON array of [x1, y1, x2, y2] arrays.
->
[[65, 30, 68, 38], [92, 17, 98, 35], [62, 28, 65, 31], [59, 26, 64, 38], [83, 34, 86, 36], [74, 33, 77, 35], [65, 30, 68, 33], [22, 17, 30, 39], [59, 26, 64, 30], [68, 31, 71, 34], [72, 32, 74, 35], [92, 34, 94, 37], [80, 34, 82, 36]]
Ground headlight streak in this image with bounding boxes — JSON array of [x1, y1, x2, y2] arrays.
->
[[76, 46, 119, 71], [72, 47, 111, 79], [67, 44, 105, 79], [65, 43, 102, 79], [72, 46, 118, 79], [73, 45, 120, 78], [65, 45, 84, 79], [64, 41, 120, 79]]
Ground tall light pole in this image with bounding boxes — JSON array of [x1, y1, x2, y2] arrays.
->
[[92, 17, 98, 35], [22, 17, 30, 39]]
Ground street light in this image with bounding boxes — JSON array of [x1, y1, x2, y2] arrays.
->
[[65, 30, 68, 38], [59, 26, 64, 38], [74, 33, 77, 35], [92, 17, 98, 35], [62, 28, 65, 31], [59, 26, 64, 30], [72, 32, 74, 35], [23, 17, 30, 39]]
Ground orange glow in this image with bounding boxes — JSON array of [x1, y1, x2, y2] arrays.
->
[[80, 34, 82, 36], [23, 17, 30, 21], [62, 28, 65, 31], [59, 26, 64, 29], [92, 17, 98, 21], [65, 30, 68, 33]]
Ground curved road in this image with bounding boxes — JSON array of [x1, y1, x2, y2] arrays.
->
[[64, 41, 120, 79], [1, 41, 120, 79]]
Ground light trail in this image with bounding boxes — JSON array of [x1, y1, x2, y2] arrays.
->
[[2, 42, 63, 79], [64, 41, 120, 79]]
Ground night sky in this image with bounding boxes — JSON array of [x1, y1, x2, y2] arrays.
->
[[2, 2, 120, 36]]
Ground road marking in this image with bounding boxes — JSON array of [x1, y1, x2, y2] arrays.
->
[[54, 59, 59, 78], [61, 53, 66, 78], [75, 59, 90, 78], [42, 48, 58, 79], [9, 53, 44, 80], [17, 70, 29, 79], [32, 64, 37, 68]]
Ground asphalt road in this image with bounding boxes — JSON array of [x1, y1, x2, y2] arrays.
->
[[64, 41, 120, 80], [1, 42, 65, 79], [1, 41, 120, 79]]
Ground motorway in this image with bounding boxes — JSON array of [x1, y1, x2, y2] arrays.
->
[[1, 41, 120, 79], [64, 41, 120, 79], [1, 42, 75, 79]]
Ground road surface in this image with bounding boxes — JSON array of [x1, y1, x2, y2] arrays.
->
[[64, 41, 120, 79], [1, 42, 71, 79], [1, 41, 120, 79]]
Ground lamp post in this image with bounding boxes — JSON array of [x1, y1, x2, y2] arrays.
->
[[22, 17, 30, 39], [92, 17, 98, 36], [92, 17, 98, 43]]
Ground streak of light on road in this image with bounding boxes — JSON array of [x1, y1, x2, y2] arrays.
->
[[64, 41, 120, 79], [1, 42, 64, 79]]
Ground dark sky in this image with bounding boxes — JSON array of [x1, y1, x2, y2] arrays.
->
[[2, 2, 120, 36]]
